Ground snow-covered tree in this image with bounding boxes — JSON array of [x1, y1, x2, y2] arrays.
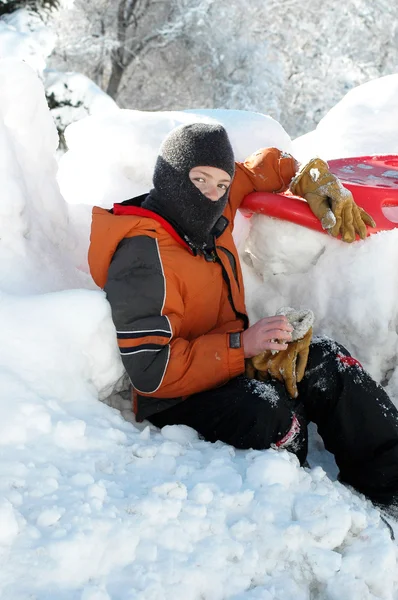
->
[[48, 0, 283, 114], [263, 0, 398, 136], [48, 0, 183, 98], [46, 0, 398, 137]]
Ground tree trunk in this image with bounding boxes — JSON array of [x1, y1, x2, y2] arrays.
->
[[106, 60, 124, 99]]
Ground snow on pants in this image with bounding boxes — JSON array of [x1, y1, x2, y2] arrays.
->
[[148, 336, 398, 504]]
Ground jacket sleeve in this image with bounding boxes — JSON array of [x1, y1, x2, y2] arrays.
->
[[104, 235, 245, 399], [225, 147, 299, 222]]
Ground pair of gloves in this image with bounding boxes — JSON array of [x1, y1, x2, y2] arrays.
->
[[245, 307, 314, 399], [290, 157, 376, 243]]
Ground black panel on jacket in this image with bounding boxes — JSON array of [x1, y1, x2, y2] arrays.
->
[[104, 235, 170, 394]]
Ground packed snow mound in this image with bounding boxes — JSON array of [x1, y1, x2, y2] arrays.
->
[[293, 74, 398, 162], [0, 288, 124, 401], [0, 57, 122, 391], [58, 108, 293, 208], [0, 58, 92, 293], [0, 9, 55, 74]]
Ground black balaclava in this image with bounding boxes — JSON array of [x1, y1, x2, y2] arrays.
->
[[142, 123, 235, 250]]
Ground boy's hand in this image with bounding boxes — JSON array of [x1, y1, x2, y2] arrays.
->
[[242, 315, 293, 359], [246, 328, 313, 398]]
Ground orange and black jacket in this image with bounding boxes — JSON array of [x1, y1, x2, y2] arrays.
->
[[88, 147, 297, 421]]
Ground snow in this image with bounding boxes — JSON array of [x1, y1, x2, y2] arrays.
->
[[293, 74, 398, 162], [0, 9, 55, 74], [44, 69, 120, 140], [275, 307, 314, 341], [1, 55, 398, 599], [0, 8, 119, 147]]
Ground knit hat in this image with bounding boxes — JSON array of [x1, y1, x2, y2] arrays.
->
[[142, 123, 235, 250]]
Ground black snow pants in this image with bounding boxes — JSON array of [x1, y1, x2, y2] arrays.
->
[[148, 337, 398, 505]]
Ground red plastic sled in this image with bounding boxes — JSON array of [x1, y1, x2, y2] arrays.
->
[[240, 155, 398, 237]]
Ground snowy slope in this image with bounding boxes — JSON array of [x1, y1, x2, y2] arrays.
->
[[1, 58, 398, 600]]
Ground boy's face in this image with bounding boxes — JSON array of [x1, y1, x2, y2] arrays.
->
[[189, 166, 232, 202]]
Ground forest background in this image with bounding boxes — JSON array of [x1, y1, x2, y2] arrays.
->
[[1, 0, 397, 143]]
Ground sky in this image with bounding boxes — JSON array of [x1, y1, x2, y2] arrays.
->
[[1, 13, 398, 600]]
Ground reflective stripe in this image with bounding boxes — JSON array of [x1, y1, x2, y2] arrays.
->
[[121, 348, 162, 356], [273, 414, 301, 449], [117, 329, 171, 337]]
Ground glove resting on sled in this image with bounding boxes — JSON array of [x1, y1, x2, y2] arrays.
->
[[245, 308, 314, 399], [290, 157, 376, 243]]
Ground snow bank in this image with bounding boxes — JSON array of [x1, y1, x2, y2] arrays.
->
[[0, 9, 55, 74], [0, 57, 123, 395], [0, 58, 91, 292]]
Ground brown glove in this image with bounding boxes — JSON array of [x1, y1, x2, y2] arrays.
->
[[290, 158, 376, 243], [246, 327, 313, 398]]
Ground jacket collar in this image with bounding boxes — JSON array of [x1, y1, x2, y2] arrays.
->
[[112, 200, 229, 255], [112, 203, 192, 251]]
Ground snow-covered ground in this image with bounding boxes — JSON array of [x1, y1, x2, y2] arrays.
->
[[1, 56, 398, 599]]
